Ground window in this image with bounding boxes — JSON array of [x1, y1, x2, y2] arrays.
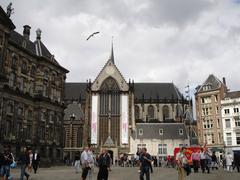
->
[[135, 105, 140, 119], [148, 105, 154, 119], [21, 61, 27, 74], [31, 64, 36, 76], [226, 133, 232, 145], [216, 106, 219, 114], [217, 119, 220, 128], [225, 119, 231, 128], [158, 144, 167, 155], [234, 108, 239, 113], [162, 105, 169, 120], [17, 106, 23, 116], [159, 129, 163, 135], [9, 72, 16, 87], [44, 70, 49, 80], [7, 102, 14, 114], [206, 134, 214, 144], [224, 109, 230, 114], [236, 132, 240, 145], [11, 55, 17, 67], [235, 116, 240, 127], [26, 124, 32, 139], [139, 129, 143, 135], [215, 95, 218, 102], [28, 110, 32, 119], [203, 119, 213, 129], [179, 129, 183, 135], [19, 77, 24, 91], [40, 124, 45, 139], [202, 108, 210, 116]]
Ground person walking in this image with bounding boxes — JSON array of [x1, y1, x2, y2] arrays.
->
[[205, 150, 211, 174], [200, 148, 206, 173], [139, 147, 152, 180], [211, 151, 218, 170], [192, 149, 200, 173], [225, 152, 233, 172], [18, 147, 30, 180], [87, 148, 95, 180], [97, 149, 110, 180], [176, 147, 188, 180], [0, 145, 13, 180], [74, 152, 81, 174], [81, 147, 91, 180], [28, 149, 33, 173], [234, 151, 240, 172], [32, 150, 40, 174]]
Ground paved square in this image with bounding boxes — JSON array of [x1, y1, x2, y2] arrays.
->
[[10, 166, 240, 180]]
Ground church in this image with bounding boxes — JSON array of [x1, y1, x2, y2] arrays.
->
[[64, 44, 191, 159]]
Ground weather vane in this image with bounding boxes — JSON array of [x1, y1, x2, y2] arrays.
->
[[6, 2, 14, 17]]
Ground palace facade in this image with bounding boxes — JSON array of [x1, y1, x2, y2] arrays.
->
[[0, 6, 68, 163]]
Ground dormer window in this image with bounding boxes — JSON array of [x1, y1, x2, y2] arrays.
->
[[159, 129, 163, 135], [179, 129, 183, 135], [139, 129, 143, 135]]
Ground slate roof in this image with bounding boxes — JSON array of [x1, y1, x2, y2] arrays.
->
[[225, 91, 240, 99], [64, 82, 184, 101], [135, 123, 188, 140], [65, 83, 87, 101], [134, 83, 182, 100], [64, 102, 84, 120], [197, 74, 223, 93]]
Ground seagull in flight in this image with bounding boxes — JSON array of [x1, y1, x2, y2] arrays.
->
[[86, 32, 100, 40]]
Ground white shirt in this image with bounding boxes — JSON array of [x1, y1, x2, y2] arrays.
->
[[200, 152, 206, 160]]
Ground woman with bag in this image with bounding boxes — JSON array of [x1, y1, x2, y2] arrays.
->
[[176, 147, 188, 180]]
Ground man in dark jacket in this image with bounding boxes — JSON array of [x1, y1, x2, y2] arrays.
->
[[32, 150, 40, 174], [18, 147, 30, 180], [0, 145, 13, 180], [97, 149, 111, 180]]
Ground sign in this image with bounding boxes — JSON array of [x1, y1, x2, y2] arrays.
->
[[121, 95, 129, 144], [91, 95, 98, 144]]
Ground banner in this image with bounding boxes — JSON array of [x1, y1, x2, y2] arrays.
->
[[121, 95, 129, 144], [91, 95, 98, 144]]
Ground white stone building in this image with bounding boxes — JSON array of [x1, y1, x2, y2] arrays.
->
[[130, 123, 190, 157], [221, 91, 240, 153]]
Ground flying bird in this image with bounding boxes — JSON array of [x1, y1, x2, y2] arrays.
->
[[86, 32, 100, 40]]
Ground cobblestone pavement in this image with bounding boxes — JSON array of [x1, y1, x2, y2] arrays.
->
[[9, 166, 240, 180]]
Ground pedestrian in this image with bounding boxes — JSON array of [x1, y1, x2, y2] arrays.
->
[[176, 147, 188, 180], [200, 148, 206, 173], [192, 149, 200, 173], [32, 150, 40, 174], [139, 147, 152, 180], [28, 149, 33, 173], [234, 151, 240, 172], [205, 150, 211, 174], [225, 152, 233, 172], [97, 149, 110, 180], [211, 151, 218, 170], [74, 152, 80, 174], [87, 147, 95, 180], [18, 147, 30, 180], [81, 147, 91, 180], [0, 145, 13, 180]]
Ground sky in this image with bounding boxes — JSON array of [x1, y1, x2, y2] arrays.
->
[[1, 0, 240, 94]]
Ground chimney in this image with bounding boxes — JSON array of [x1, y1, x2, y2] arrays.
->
[[223, 77, 226, 86], [23, 25, 31, 40]]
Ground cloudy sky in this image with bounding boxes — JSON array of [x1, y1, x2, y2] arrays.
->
[[1, 0, 240, 92]]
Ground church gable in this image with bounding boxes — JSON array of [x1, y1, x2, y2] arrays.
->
[[91, 47, 129, 91]]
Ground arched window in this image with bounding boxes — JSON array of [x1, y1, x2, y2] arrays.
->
[[135, 105, 140, 119], [162, 105, 169, 120], [148, 105, 154, 119]]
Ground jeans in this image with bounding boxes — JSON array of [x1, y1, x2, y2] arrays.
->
[[74, 160, 80, 173], [140, 166, 150, 180], [20, 164, 29, 180], [0, 165, 10, 178]]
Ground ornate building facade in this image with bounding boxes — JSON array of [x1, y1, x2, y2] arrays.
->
[[64, 45, 190, 159], [0, 6, 68, 163], [195, 74, 227, 149]]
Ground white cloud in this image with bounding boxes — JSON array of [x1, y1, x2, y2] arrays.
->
[[1, 0, 240, 92]]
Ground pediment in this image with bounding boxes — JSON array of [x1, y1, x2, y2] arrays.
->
[[91, 60, 129, 91]]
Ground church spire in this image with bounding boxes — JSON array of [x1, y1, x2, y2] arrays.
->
[[109, 37, 115, 64]]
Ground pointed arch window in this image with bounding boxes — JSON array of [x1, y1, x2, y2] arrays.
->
[[148, 105, 154, 119], [163, 105, 170, 120], [135, 105, 140, 119]]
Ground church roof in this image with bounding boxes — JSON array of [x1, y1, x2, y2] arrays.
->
[[134, 123, 188, 140], [134, 83, 183, 100], [64, 82, 184, 101]]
